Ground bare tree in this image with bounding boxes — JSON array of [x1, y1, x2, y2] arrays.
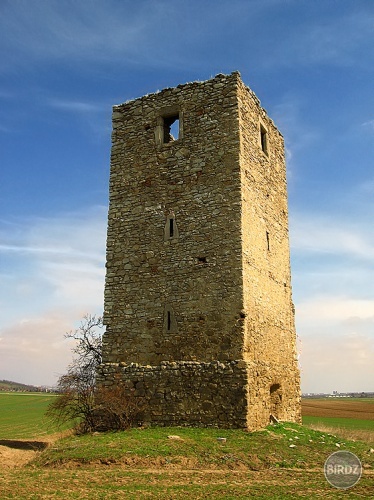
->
[[46, 314, 104, 432], [47, 314, 144, 433], [65, 314, 103, 375]]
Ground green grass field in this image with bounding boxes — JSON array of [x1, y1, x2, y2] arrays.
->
[[0, 393, 62, 439], [303, 415, 374, 430], [1, 421, 373, 498], [0, 394, 373, 499]]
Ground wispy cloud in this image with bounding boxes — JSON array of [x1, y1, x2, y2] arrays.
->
[[290, 214, 374, 261], [271, 94, 318, 174], [1, 0, 373, 76], [47, 99, 102, 114], [0, 207, 106, 262], [0, 0, 191, 72], [0, 243, 102, 261], [303, 13, 373, 66], [43, 97, 111, 138], [269, 8, 374, 69], [362, 119, 374, 132]]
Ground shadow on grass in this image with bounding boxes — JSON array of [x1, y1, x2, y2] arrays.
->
[[0, 439, 48, 451]]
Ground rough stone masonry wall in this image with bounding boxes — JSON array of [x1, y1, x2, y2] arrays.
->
[[237, 78, 301, 425], [97, 360, 249, 428], [103, 73, 245, 366]]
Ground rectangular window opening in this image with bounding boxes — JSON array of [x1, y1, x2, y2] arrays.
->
[[266, 231, 270, 251], [163, 114, 179, 143]]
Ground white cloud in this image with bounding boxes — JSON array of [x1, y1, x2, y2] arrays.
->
[[0, 311, 83, 386], [0, 206, 107, 385], [299, 323, 374, 394], [297, 297, 374, 325], [291, 206, 374, 392]]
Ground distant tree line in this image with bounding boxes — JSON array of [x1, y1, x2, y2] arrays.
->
[[0, 380, 50, 392]]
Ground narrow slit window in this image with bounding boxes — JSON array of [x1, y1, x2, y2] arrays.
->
[[164, 214, 179, 241], [260, 124, 268, 155], [163, 304, 177, 333], [167, 311, 171, 331], [266, 231, 270, 251], [169, 218, 174, 238]]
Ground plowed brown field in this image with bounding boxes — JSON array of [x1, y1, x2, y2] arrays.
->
[[302, 398, 374, 419]]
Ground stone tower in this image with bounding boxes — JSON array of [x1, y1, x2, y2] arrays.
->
[[99, 72, 301, 430]]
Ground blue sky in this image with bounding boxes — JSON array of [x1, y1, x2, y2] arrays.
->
[[0, 0, 373, 392]]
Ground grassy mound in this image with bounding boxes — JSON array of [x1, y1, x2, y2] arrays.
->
[[1, 423, 372, 498], [33, 423, 373, 470]]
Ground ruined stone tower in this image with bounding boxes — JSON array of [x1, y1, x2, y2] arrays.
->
[[100, 72, 301, 429]]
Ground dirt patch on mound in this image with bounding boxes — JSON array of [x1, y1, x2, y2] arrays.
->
[[0, 431, 72, 469], [0, 443, 42, 469]]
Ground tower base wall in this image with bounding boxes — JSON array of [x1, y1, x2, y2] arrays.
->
[[98, 360, 301, 430], [98, 360, 249, 428]]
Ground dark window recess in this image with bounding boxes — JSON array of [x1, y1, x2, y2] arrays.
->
[[266, 231, 270, 251], [167, 311, 171, 331], [197, 257, 207, 264], [164, 215, 179, 241], [164, 304, 177, 333], [169, 218, 174, 238], [270, 383, 281, 395], [163, 114, 179, 143], [260, 125, 268, 155]]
